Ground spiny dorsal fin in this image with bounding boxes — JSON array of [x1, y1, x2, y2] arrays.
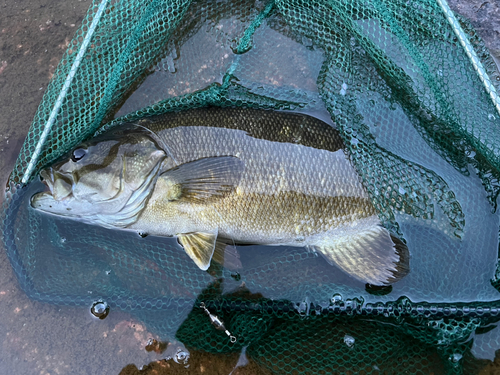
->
[[160, 156, 244, 203], [314, 226, 409, 286], [177, 231, 218, 270]]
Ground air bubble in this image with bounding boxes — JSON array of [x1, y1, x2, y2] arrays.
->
[[90, 301, 109, 319], [297, 302, 309, 316], [174, 349, 190, 366], [344, 334, 355, 348], [165, 55, 176, 73], [340, 83, 348, 96], [331, 293, 343, 303]]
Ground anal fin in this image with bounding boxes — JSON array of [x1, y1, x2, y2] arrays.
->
[[178, 232, 218, 270], [211, 241, 242, 270], [314, 226, 409, 285]]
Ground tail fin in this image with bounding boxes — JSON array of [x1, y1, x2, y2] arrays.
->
[[314, 226, 409, 285]]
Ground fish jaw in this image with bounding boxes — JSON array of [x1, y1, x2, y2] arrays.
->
[[39, 169, 54, 192], [31, 166, 104, 218], [30, 186, 141, 229], [31, 190, 83, 216], [31, 157, 163, 230], [39, 167, 74, 201]]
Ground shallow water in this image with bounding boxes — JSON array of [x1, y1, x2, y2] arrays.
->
[[2, 1, 500, 374], [0, 1, 165, 373]]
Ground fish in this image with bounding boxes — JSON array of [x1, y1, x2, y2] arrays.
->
[[30, 107, 409, 285]]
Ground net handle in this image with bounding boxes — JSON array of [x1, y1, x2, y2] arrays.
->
[[437, 0, 500, 117], [21, 0, 110, 184]]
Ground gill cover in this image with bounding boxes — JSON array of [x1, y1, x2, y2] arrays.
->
[[31, 126, 166, 228]]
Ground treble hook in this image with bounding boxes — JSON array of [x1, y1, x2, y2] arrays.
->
[[200, 302, 237, 343]]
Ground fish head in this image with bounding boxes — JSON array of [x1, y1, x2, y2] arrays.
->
[[31, 126, 167, 227]]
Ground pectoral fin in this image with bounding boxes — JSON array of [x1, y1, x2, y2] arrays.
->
[[178, 232, 218, 270], [314, 226, 409, 285], [160, 156, 244, 203]]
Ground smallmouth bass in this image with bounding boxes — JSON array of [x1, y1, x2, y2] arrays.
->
[[31, 107, 409, 285]]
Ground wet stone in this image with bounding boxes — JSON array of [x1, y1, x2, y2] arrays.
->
[[145, 338, 168, 354]]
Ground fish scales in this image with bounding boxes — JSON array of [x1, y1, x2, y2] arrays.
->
[[31, 107, 409, 285], [136, 127, 374, 241]]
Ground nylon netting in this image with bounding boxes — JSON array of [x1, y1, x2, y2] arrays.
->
[[3, 0, 500, 373]]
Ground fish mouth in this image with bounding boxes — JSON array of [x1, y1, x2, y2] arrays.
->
[[39, 169, 53, 191], [30, 190, 56, 210], [39, 168, 74, 201], [30, 170, 73, 215], [30, 170, 75, 214]]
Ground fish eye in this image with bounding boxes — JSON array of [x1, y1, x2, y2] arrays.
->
[[71, 148, 87, 162]]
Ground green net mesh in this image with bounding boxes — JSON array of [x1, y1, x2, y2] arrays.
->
[[3, 0, 500, 373]]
